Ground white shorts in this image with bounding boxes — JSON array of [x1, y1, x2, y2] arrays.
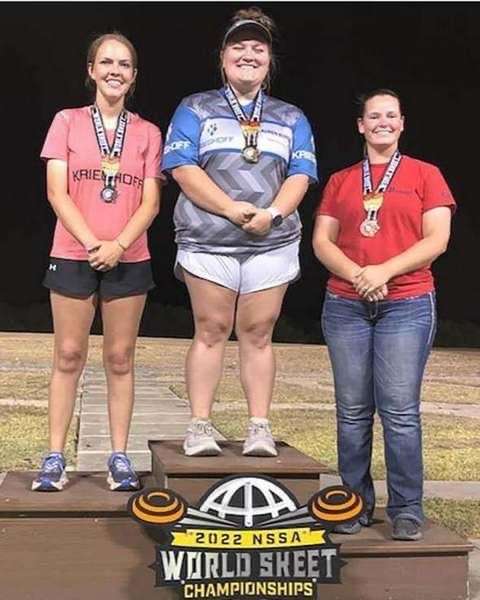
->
[[175, 241, 300, 294]]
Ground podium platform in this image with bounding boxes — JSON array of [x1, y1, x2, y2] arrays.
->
[[0, 441, 473, 600], [150, 439, 333, 504]]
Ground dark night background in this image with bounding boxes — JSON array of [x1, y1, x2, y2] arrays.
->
[[1, 2, 479, 345]]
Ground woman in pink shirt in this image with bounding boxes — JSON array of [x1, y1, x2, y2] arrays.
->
[[33, 32, 163, 492]]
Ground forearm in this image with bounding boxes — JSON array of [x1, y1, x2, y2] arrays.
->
[[172, 165, 235, 218], [116, 180, 161, 249], [383, 235, 448, 279], [314, 239, 362, 283], [115, 203, 158, 249], [48, 194, 98, 250], [270, 174, 309, 217]]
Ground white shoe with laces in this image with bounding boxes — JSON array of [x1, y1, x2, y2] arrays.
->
[[242, 419, 278, 457], [183, 419, 222, 457]]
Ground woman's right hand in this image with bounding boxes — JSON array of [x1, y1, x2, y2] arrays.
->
[[365, 284, 388, 302], [226, 201, 257, 226]]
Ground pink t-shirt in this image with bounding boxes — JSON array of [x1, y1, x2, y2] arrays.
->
[[41, 106, 163, 262]]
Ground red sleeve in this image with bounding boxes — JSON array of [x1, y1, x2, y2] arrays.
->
[[144, 124, 166, 181], [421, 164, 456, 214], [40, 111, 70, 162], [315, 173, 341, 218]]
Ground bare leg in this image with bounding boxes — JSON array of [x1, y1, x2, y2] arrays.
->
[[49, 291, 97, 451], [101, 294, 146, 452], [183, 271, 237, 419], [235, 284, 288, 418]]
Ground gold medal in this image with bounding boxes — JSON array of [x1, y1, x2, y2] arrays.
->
[[101, 156, 120, 178], [240, 119, 260, 136], [363, 192, 384, 212]]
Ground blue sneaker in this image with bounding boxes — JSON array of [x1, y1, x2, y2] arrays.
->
[[31, 452, 68, 492], [107, 452, 140, 491]]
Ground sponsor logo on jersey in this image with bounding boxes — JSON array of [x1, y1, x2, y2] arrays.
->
[[164, 140, 192, 155], [72, 169, 143, 188], [206, 122, 218, 136], [292, 150, 317, 164]]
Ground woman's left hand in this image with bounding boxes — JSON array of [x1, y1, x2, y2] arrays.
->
[[88, 240, 124, 271], [353, 265, 392, 297], [242, 209, 272, 236]]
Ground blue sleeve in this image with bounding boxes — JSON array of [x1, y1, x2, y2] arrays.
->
[[161, 102, 201, 173], [287, 114, 318, 183]]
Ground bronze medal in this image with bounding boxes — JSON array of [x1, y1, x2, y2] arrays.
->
[[360, 219, 380, 237], [360, 151, 402, 239]]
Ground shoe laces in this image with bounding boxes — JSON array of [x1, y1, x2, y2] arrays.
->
[[110, 453, 132, 473], [248, 422, 272, 436], [189, 421, 214, 436], [41, 454, 64, 473]]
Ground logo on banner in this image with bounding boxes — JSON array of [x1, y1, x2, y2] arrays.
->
[[127, 475, 365, 599]]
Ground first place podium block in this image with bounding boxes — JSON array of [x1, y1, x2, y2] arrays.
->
[[149, 439, 333, 504]]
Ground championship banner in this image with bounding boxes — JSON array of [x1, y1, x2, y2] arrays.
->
[[127, 475, 366, 599]]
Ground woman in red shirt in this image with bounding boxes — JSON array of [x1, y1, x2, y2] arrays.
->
[[313, 89, 455, 541]]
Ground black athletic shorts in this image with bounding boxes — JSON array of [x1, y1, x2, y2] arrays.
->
[[43, 258, 155, 299]]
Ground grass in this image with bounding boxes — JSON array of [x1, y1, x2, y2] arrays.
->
[[0, 406, 77, 471], [0, 334, 478, 404], [0, 370, 50, 402], [425, 499, 480, 538], [170, 379, 336, 406], [214, 409, 480, 481]]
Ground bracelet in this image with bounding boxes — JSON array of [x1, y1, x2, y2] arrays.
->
[[116, 238, 127, 251]]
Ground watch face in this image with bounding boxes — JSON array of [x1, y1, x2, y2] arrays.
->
[[272, 214, 283, 227]]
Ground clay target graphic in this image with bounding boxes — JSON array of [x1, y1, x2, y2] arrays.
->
[[308, 485, 364, 523]]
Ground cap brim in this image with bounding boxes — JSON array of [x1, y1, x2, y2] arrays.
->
[[223, 21, 272, 46]]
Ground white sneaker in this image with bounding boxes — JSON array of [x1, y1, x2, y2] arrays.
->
[[242, 419, 278, 457], [183, 419, 222, 457]]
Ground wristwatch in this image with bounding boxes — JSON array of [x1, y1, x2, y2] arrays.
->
[[266, 206, 283, 227]]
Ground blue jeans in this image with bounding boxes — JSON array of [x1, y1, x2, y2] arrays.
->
[[321, 291, 437, 525]]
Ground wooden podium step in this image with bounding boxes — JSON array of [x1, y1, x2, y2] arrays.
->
[[0, 443, 473, 600], [149, 439, 333, 504]]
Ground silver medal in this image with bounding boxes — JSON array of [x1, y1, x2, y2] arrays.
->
[[101, 186, 118, 203]]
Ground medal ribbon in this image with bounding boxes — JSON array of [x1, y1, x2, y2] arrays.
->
[[91, 105, 128, 190], [224, 85, 263, 153], [362, 150, 402, 221], [362, 150, 402, 195]]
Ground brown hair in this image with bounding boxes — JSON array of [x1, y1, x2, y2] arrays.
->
[[85, 32, 138, 99], [220, 7, 278, 93], [357, 88, 403, 118]]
